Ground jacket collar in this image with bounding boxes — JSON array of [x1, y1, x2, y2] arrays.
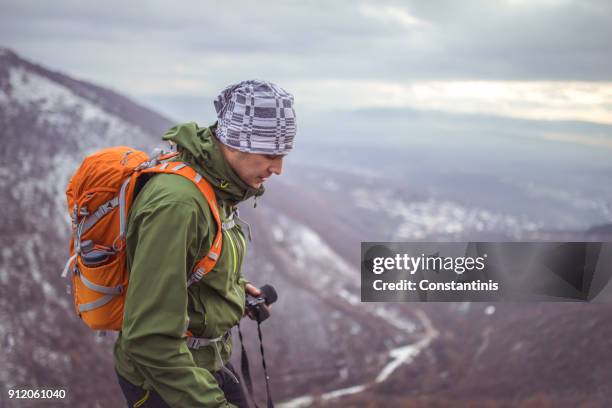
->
[[162, 122, 264, 205]]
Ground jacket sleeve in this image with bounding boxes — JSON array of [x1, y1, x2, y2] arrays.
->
[[120, 199, 235, 408]]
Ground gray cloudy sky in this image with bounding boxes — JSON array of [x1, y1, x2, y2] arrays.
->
[[2, 0, 612, 123]]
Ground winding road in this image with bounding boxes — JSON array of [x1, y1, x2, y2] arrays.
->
[[278, 309, 439, 407]]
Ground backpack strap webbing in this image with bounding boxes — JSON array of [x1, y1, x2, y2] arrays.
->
[[140, 162, 223, 285]]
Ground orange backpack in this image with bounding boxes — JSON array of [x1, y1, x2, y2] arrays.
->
[[63, 146, 223, 330]]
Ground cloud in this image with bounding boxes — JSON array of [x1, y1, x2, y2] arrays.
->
[[358, 5, 430, 29], [2, 0, 611, 82], [286, 79, 612, 124], [1, 0, 611, 124], [541, 132, 612, 150]]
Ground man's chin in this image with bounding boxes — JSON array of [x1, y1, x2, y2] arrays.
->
[[240, 176, 263, 189]]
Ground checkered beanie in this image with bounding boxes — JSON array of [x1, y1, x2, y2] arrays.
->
[[214, 80, 296, 155]]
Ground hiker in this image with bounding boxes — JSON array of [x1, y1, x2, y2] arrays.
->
[[113, 80, 296, 407]]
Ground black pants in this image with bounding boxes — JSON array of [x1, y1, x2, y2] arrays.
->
[[116, 363, 250, 408]]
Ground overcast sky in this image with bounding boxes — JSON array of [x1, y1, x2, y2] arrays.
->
[[1, 0, 612, 124]]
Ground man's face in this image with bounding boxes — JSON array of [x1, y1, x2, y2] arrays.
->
[[221, 145, 284, 188]]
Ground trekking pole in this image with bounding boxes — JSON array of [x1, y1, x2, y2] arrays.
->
[[241, 284, 278, 408], [257, 321, 274, 408]]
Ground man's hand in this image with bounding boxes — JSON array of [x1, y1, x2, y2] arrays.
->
[[245, 283, 261, 298], [244, 283, 272, 320]]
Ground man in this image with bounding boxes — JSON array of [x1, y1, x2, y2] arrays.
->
[[113, 80, 296, 407]]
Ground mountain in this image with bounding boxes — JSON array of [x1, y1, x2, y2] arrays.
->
[[1, 48, 611, 408], [0, 47, 421, 407], [0, 47, 172, 407]]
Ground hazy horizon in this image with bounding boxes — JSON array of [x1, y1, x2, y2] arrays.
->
[[1, 0, 612, 126]]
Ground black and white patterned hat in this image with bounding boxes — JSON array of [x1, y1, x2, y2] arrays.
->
[[214, 80, 296, 155]]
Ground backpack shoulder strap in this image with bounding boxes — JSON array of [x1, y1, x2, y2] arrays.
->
[[140, 162, 222, 285]]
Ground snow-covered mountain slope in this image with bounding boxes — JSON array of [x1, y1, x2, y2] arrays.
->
[[0, 47, 173, 407], [244, 166, 612, 407], [0, 48, 427, 407]]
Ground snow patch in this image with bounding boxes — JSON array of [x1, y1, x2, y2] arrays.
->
[[337, 287, 360, 305], [322, 384, 367, 400], [373, 306, 417, 333], [5, 66, 152, 151], [275, 215, 356, 282], [376, 310, 437, 383], [272, 225, 284, 242], [278, 395, 314, 408], [352, 189, 540, 239], [376, 343, 421, 383]]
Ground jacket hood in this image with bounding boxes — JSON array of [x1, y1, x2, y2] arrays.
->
[[162, 122, 264, 205]]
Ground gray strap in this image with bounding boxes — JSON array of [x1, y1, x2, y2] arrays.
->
[[75, 217, 86, 254], [118, 176, 131, 239], [186, 334, 226, 349], [194, 174, 202, 183], [221, 206, 236, 230], [61, 254, 77, 278], [77, 270, 123, 295], [220, 361, 240, 384], [172, 163, 187, 171], [187, 268, 205, 286], [78, 294, 114, 313], [222, 219, 236, 230], [211, 337, 239, 384], [82, 197, 119, 233], [159, 162, 169, 170], [234, 210, 253, 242]]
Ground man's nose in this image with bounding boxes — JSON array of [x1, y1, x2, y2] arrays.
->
[[270, 157, 284, 175]]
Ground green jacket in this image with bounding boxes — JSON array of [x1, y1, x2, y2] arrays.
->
[[114, 122, 264, 407]]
